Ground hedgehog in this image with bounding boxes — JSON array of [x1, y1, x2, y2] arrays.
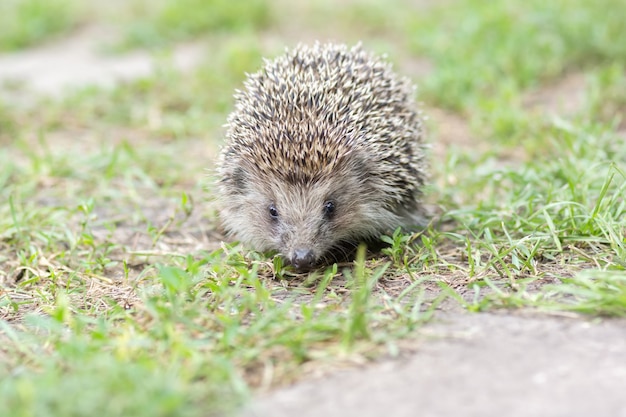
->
[[216, 42, 427, 271]]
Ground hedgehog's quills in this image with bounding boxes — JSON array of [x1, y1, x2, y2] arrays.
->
[[216, 42, 428, 272]]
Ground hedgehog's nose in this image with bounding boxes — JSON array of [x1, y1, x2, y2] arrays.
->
[[291, 249, 316, 272]]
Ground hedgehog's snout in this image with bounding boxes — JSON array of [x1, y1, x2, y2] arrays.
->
[[291, 248, 316, 272]]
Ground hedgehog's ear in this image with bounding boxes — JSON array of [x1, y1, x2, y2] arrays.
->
[[224, 166, 248, 194]]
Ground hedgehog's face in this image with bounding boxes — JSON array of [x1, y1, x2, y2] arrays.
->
[[218, 158, 388, 272], [262, 180, 354, 271]]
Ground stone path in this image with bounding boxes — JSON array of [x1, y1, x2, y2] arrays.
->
[[242, 312, 626, 417]]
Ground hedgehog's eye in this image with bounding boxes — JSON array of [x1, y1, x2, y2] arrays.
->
[[268, 204, 279, 220], [323, 200, 335, 219]]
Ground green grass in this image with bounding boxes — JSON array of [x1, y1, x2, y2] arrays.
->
[[405, 0, 626, 111], [1, 0, 626, 415], [0, 0, 84, 51], [111, 0, 272, 50], [0, 0, 272, 53]]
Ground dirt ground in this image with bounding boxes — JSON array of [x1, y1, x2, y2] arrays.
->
[[0, 26, 204, 97], [2, 31, 625, 417]]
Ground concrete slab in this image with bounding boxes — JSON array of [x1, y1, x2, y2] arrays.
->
[[242, 313, 626, 417]]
